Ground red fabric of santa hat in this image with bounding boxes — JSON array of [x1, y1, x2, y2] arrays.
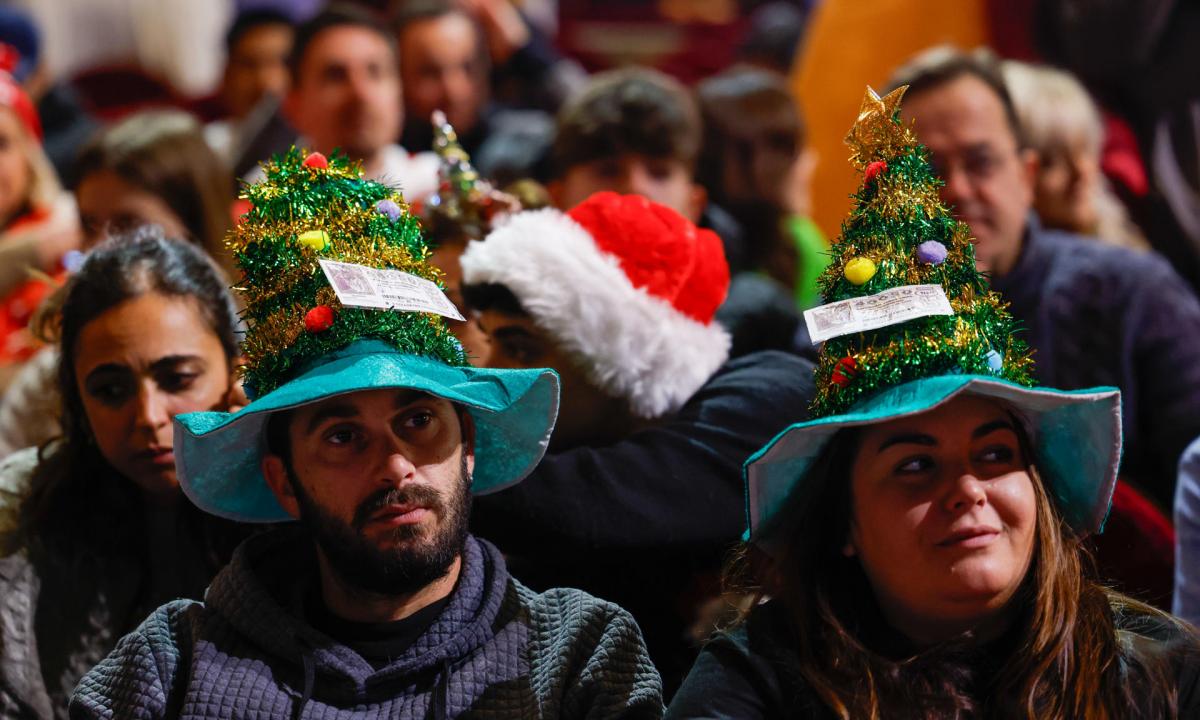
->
[[460, 191, 732, 418]]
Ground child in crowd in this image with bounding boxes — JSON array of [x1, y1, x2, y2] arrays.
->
[[696, 65, 829, 309], [549, 67, 803, 356]]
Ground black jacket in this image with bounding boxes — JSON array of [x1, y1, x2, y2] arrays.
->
[[472, 350, 816, 693], [668, 600, 1200, 719]]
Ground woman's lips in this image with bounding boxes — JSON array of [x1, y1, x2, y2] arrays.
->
[[135, 447, 175, 466], [937, 526, 1001, 549]]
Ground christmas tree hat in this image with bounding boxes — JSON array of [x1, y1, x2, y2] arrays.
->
[[173, 149, 559, 523], [742, 87, 1121, 540], [421, 110, 520, 243]]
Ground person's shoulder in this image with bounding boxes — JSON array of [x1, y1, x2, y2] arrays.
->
[[131, 598, 206, 646], [700, 350, 816, 403], [687, 600, 797, 683], [513, 578, 638, 634], [0, 446, 43, 542], [721, 349, 815, 374], [512, 578, 654, 659], [1114, 606, 1198, 647], [1112, 606, 1200, 709], [668, 602, 824, 720], [0, 446, 41, 497], [1112, 605, 1200, 672], [70, 599, 205, 714], [1039, 228, 1185, 288], [512, 578, 663, 710]]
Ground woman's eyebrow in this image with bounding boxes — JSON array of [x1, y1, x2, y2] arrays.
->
[[148, 354, 205, 372], [84, 363, 130, 383], [876, 433, 935, 453], [973, 419, 1016, 439]]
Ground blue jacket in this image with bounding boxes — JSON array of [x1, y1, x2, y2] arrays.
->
[[70, 528, 663, 719]]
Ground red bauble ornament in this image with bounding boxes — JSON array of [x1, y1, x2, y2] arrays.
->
[[831, 355, 858, 388], [304, 305, 335, 333], [864, 160, 888, 185], [303, 152, 329, 169]]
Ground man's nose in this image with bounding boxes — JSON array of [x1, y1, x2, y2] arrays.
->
[[940, 164, 975, 207], [378, 440, 419, 486]]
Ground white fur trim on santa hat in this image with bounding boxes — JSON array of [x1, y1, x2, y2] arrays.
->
[[461, 207, 731, 419]]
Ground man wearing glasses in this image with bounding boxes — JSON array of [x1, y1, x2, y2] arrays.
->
[[890, 46, 1200, 606]]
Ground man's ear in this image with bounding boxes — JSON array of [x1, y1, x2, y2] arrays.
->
[[262, 454, 302, 520], [687, 182, 707, 224], [459, 409, 477, 479]]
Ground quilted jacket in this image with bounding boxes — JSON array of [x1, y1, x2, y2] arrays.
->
[[69, 527, 664, 719], [0, 448, 237, 720]]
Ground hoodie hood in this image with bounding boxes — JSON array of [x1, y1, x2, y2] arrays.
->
[[204, 527, 509, 705]]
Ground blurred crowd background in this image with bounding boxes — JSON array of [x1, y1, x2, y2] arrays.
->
[[3, 0, 1200, 706]]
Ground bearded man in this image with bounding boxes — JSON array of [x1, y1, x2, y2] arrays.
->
[[69, 150, 662, 719]]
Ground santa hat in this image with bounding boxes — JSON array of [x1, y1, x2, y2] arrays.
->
[[460, 191, 731, 418]]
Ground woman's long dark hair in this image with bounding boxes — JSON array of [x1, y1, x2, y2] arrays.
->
[[9, 227, 243, 569], [725, 419, 1193, 719]]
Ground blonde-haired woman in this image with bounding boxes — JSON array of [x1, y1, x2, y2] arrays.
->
[[1001, 60, 1147, 251], [0, 69, 78, 385]]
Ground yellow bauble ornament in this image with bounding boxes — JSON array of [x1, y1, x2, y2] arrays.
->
[[297, 229, 330, 252], [843, 257, 876, 285]]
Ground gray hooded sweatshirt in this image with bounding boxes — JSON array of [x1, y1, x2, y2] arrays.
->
[[69, 528, 663, 719]]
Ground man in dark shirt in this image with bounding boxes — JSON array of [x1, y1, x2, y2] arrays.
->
[[889, 47, 1200, 604], [70, 151, 661, 719], [392, 0, 567, 159], [889, 47, 1200, 508], [462, 191, 815, 692]]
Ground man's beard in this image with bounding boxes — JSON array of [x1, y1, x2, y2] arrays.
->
[[289, 455, 472, 597]]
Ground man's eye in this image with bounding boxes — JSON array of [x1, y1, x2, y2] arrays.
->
[[501, 341, 538, 364], [326, 428, 358, 446], [965, 153, 998, 178], [404, 410, 435, 429]]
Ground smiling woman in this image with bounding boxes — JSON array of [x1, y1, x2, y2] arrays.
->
[[0, 227, 252, 717], [667, 84, 1200, 720], [667, 385, 1200, 720]]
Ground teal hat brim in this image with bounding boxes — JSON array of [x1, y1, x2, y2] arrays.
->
[[174, 340, 559, 523], [743, 375, 1121, 541]]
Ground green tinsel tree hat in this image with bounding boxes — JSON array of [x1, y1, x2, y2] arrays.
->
[[742, 87, 1121, 541], [421, 110, 520, 242], [172, 148, 559, 523]]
